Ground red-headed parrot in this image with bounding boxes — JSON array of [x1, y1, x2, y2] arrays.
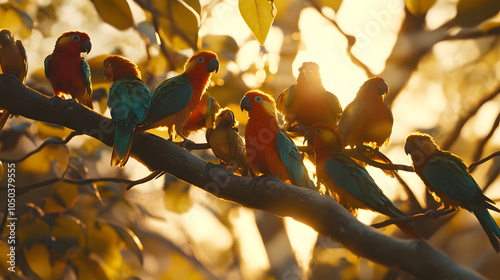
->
[[311, 122, 421, 238], [276, 62, 342, 133], [338, 77, 392, 148], [0, 29, 27, 130], [240, 90, 316, 189], [104, 55, 151, 168], [140, 51, 219, 142], [44, 31, 93, 109], [405, 132, 500, 252], [206, 108, 253, 177]]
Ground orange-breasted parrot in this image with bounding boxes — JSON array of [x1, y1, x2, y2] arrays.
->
[[183, 92, 220, 137], [140, 51, 219, 142], [240, 90, 316, 189], [104, 55, 151, 168], [311, 122, 421, 238], [338, 77, 392, 148], [206, 108, 253, 177], [276, 62, 342, 133], [405, 132, 500, 252], [0, 29, 27, 131], [44, 31, 93, 109]]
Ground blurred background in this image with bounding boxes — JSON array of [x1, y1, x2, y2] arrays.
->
[[0, 0, 500, 279]]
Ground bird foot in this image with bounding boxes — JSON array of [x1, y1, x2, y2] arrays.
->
[[424, 209, 447, 219], [48, 95, 63, 108], [181, 138, 195, 148]]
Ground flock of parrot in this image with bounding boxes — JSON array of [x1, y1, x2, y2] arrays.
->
[[0, 29, 499, 253]]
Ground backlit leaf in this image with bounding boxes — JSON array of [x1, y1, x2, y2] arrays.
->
[[238, 0, 276, 45], [36, 121, 72, 140], [51, 215, 86, 248], [455, 0, 500, 27], [87, 220, 123, 272], [71, 251, 110, 280], [0, 3, 33, 38], [155, 0, 200, 50], [24, 243, 52, 280], [19, 142, 69, 175], [44, 182, 80, 214], [405, 0, 437, 15], [106, 222, 144, 265], [90, 0, 134, 30], [313, 0, 343, 13], [164, 180, 193, 214]]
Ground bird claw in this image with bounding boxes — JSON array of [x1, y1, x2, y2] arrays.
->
[[48, 95, 63, 108], [425, 209, 446, 219], [181, 138, 194, 148]]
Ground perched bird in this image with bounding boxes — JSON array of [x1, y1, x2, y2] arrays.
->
[[104, 55, 151, 168], [276, 62, 342, 132], [140, 51, 219, 142], [183, 92, 220, 137], [405, 132, 500, 252], [44, 31, 93, 109], [240, 90, 316, 189], [311, 122, 421, 238], [206, 108, 253, 177], [0, 29, 27, 130], [338, 77, 392, 148]]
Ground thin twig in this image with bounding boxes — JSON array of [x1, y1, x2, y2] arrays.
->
[[442, 26, 500, 41], [307, 0, 374, 77], [469, 151, 500, 173], [173, 141, 211, 151], [145, 0, 176, 71], [371, 209, 456, 229], [345, 147, 414, 172], [0, 131, 80, 163], [472, 112, 500, 164]]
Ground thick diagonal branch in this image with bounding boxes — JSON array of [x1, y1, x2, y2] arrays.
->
[[0, 75, 484, 279]]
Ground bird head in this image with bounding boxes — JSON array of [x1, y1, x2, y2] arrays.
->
[[240, 90, 277, 119], [404, 132, 439, 166], [215, 108, 237, 128], [310, 122, 343, 149], [298, 62, 320, 81], [54, 31, 92, 54], [357, 77, 389, 98], [103, 55, 141, 81], [0, 29, 13, 46], [184, 51, 219, 76]]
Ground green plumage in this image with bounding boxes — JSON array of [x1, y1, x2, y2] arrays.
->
[[108, 76, 151, 167]]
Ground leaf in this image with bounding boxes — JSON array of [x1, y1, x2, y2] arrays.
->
[[90, 0, 134, 30], [19, 142, 69, 176], [0, 3, 33, 38], [238, 0, 276, 45], [36, 121, 72, 140], [404, 0, 437, 15], [184, 0, 201, 15], [87, 220, 123, 272], [164, 179, 193, 214], [24, 243, 52, 280], [44, 182, 80, 214], [154, 0, 200, 51], [455, 0, 500, 27], [71, 251, 110, 280], [17, 204, 51, 247], [51, 215, 86, 249], [106, 222, 144, 265], [313, 0, 343, 13]]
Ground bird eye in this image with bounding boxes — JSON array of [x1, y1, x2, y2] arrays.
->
[[254, 96, 263, 102], [315, 129, 321, 134], [197, 57, 205, 63], [72, 35, 80, 42], [365, 82, 374, 87], [417, 140, 424, 145]]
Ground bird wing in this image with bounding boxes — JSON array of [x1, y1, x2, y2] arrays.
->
[[15, 39, 27, 82], [143, 74, 193, 125], [276, 130, 314, 188], [276, 85, 294, 116], [337, 101, 362, 143], [44, 55, 51, 79], [325, 91, 342, 119], [108, 77, 151, 130]]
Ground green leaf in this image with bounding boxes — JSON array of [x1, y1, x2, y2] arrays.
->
[[455, 0, 500, 27], [239, 0, 276, 45], [155, 0, 200, 50], [404, 0, 437, 15], [90, 0, 134, 30]]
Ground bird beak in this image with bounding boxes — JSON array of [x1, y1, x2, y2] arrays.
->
[[303, 69, 313, 80], [79, 39, 92, 54], [2, 33, 10, 44], [206, 58, 220, 73], [240, 96, 252, 112], [404, 141, 414, 155], [377, 81, 389, 95], [227, 111, 235, 122], [304, 130, 313, 145]]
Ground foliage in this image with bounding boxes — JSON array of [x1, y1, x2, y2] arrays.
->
[[0, 0, 500, 279]]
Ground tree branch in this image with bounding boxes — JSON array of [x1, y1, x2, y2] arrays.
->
[[469, 151, 500, 173], [0, 75, 485, 279], [372, 209, 456, 229]]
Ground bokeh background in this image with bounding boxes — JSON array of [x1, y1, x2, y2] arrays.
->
[[1, 0, 500, 279]]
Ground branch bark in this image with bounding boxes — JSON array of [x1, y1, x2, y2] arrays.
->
[[0, 74, 485, 279]]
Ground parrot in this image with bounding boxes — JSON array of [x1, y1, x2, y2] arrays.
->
[[405, 132, 500, 252], [183, 92, 220, 137], [44, 31, 93, 109], [139, 51, 219, 142], [276, 62, 342, 133], [206, 108, 253, 177], [0, 29, 27, 131], [104, 55, 151, 168], [311, 122, 421, 238], [338, 77, 392, 149], [240, 90, 316, 190]]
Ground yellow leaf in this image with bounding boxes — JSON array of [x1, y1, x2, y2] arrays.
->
[[313, 0, 343, 13], [51, 215, 86, 248], [17, 204, 50, 247], [161, 252, 206, 280], [36, 121, 73, 140], [156, 0, 200, 50], [0, 240, 16, 274], [106, 222, 144, 265], [44, 182, 80, 214], [405, 0, 437, 15], [0, 3, 33, 38], [19, 142, 69, 175], [24, 243, 52, 280], [184, 0, 201, 15], [71, 251, 110, 280], [87, 220, 123, 271], [164, 180, 193, 214], [238, 0, 276, 45], [90, 0, 134, 30], [455, 0, 500, 27]]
